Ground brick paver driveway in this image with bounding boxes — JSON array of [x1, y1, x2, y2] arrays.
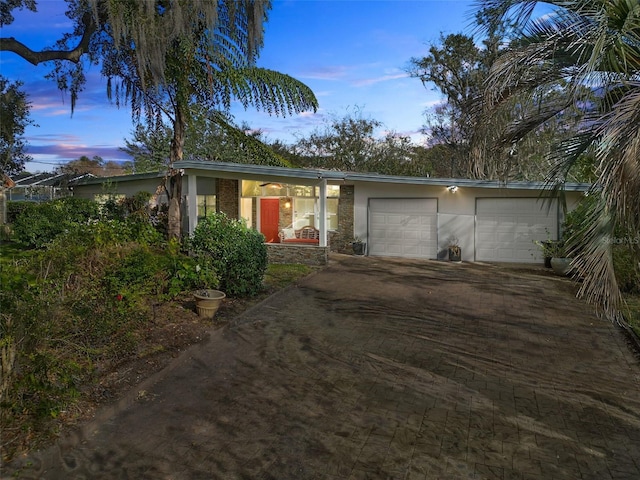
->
[[6, 254, 640, 479]]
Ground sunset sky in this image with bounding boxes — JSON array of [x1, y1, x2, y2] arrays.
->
[[1, 0, 478, 172]]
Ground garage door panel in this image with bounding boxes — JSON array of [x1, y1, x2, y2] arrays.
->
[[369, 199, 437, 259], [476, 198, 557, 263]]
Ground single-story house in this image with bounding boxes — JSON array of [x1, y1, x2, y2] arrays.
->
[[71, 160, 591, 266]]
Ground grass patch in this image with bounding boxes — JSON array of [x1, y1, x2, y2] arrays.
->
[[264, 263, 317, 290]]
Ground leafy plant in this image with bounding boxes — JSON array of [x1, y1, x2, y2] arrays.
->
[[187, 213, 267, 297], [11, 197, 101, 248], [534, 239, 565, 259]]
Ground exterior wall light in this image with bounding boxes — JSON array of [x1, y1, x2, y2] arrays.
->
[[447, 185, 458, 193], [284, 201, 291, 208]]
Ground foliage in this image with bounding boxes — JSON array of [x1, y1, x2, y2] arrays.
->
[[286, 110, 432, 176], [563, 194, 639, 294], [0, 225, 217, 457], [408, 32, 486, 176], [120, 123, 172, 174], [534, 240, 565, 259], [0, 75, 35, 175], [613, 246, 640, 295], [476, 0, 640, 322], [55, 155, 125, 177], [2, 0, 318, 240], [11, 197, 101, 248], [121, 109, 291, 175], [1, 231, 313, 461], [6, 200, 30, 223], [187, 213, 267, 297], [408, 23, 579, 181]]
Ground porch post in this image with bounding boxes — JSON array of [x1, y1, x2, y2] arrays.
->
[[187, 173, 198, 235], [318, 178, 327, 247]]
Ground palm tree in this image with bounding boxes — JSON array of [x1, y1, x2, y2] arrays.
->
[[474, 0, 640, 322]]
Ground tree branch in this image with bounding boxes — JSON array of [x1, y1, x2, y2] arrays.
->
[[0, 11, 96, 65]]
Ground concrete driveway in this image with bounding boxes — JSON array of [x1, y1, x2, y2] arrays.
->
[[6, 254, 640, 479]]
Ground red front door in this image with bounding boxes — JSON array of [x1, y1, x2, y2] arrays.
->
[[260, 198, 280, 243]]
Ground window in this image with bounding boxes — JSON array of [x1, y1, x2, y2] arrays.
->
[[292, 197, 339, 230], [197, 195, 217, 220]]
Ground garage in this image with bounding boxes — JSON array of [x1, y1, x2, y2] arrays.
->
[[368, 198, 438, 258], [476, 198, 558, 263]]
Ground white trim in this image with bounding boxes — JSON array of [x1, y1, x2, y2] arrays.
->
[[187, 174, 197, 235], [318, 179, 327, 247]]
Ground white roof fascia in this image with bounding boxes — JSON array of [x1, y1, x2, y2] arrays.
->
[[174, 160, 345, 184], [175, 161, 591, 192], [343, 172, 591, 192], [73, 160, 591, 192]]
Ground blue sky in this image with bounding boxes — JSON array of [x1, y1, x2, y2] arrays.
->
[[1, 0, 477, 173]]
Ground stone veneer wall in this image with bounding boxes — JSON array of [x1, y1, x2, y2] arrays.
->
[[334, 184, 355, 254], [217, 178, 239, 218], [266, 244, 329, 266]]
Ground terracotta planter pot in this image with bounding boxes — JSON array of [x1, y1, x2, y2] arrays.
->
[[193, 289, 225, 318]]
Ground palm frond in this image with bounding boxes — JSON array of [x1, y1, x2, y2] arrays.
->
[[475, 0, 640, 322], [203, 66, 318, 116]]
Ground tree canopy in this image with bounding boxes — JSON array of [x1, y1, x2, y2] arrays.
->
[[0, 75, 34, 175], [1, 0, 318, 238], [281, 111, 433, 177]]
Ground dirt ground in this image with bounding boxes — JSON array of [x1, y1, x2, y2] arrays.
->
[[4, 254, 640, 479]]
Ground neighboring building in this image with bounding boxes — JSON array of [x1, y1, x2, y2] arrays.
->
[[6, 172, 95, 202], [72, 161, 590, 265]]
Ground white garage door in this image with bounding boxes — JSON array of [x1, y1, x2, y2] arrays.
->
[[368, 198, 438, 259], [476, 198, 557, 263]]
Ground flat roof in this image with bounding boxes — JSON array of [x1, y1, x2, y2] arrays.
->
[[73, 160, 592, 192], [174, 160, 592, 192]]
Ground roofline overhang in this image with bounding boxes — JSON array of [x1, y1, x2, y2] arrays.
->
[[71, 160, 592, 192], [174, 161, 592, 192]]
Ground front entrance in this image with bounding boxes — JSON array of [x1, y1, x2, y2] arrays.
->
[[260, 198, 280, 243]]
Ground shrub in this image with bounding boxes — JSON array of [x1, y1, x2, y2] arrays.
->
[[187, 213, 267, 297], [12, 197, 101, 248], [564, 196, 639, 293], [101, 191, 153, 221], [613, 245, 640, 294], [6, 201, 30, 224]]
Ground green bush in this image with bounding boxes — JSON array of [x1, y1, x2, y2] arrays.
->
[[101, 191, 153, 221], [564, 196, 639, 293], [0, 232, 212, 439], [613, 245, 640, 294], [6, 201, 31, 224], [187, 213, 267, 297], [11, 197, 101, 248]]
